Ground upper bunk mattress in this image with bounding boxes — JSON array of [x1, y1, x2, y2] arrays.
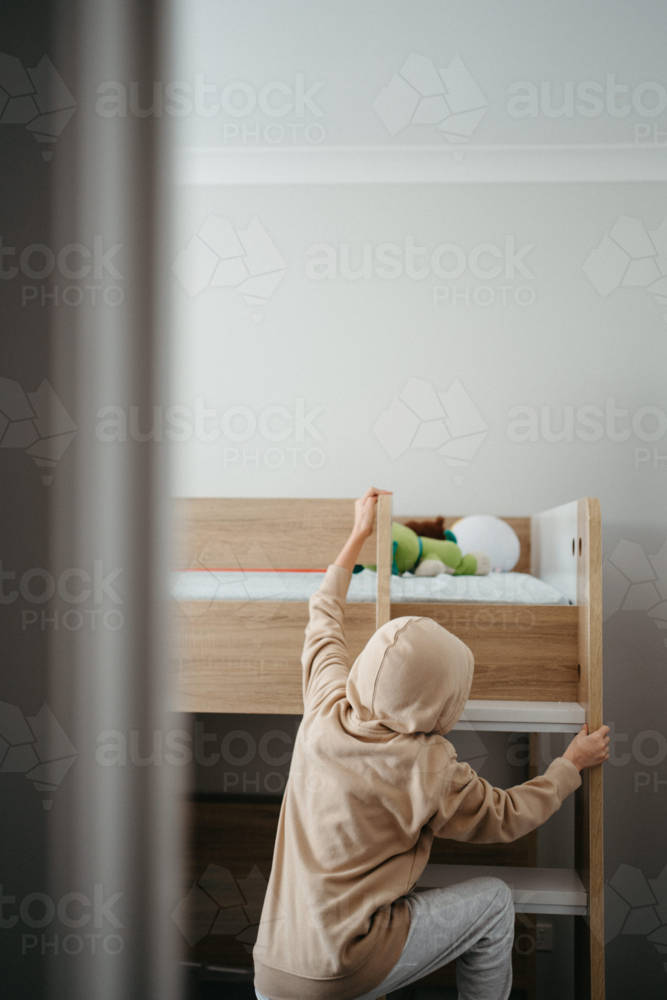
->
[[172, 568, 569, 605]]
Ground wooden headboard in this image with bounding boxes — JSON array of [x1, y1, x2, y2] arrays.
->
[[174, 498, 379, 571]]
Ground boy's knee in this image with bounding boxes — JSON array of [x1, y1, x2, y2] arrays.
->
[[483, 877, 513, 919], [465, 876, 514, 930], [497, 879, 513, 909], [498, 881, 514, 921], [475, 876, 512, 906], [494, 881, 515, 939]]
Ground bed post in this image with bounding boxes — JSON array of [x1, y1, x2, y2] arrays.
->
[[376, 494, 393, 630], [574, 497, 604, 1000]]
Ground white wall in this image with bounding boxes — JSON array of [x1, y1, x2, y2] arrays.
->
[[170, 181, 665, 526]]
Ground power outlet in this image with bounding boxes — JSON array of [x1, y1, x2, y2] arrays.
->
[[536, 921, 554, 951]]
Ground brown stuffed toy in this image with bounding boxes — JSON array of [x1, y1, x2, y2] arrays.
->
[[402, 516, 447, 541]]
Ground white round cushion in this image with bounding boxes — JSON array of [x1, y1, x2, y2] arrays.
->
[[451, 515, 520, 572]]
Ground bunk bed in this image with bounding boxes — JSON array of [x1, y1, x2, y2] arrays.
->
[[173, 494, 604, 1000]]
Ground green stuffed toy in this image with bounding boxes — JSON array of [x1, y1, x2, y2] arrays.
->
[[390, 521, 490, 577]]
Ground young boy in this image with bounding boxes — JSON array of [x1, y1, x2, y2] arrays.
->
[[254, 488, 609, 1000]]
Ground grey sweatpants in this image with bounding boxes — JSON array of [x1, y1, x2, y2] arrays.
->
[[256, 876, 514, 1000]]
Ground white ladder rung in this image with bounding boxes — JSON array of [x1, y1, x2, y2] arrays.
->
[[417, 864, 587, 915], [453, 700, 585, 733]]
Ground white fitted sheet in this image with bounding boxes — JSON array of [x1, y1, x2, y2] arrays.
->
[[172, 568, 569, 605]]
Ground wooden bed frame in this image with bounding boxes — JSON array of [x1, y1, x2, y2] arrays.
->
[[174, 495, 603, 1000]]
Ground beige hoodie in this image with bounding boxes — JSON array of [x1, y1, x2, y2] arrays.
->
[[253, 565, 581, 1000]]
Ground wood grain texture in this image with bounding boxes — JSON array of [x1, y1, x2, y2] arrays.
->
[[391, 604, 579, 702], [175, 601, 376, 713], [430, 831, 538, 868], [185, 801, 280, 967], [574, 497, 605, 1000], [175, 602, 579, 712], [174, 498, 376, 570], [395, 515, 531, 574], [376, 494, 392, 630]]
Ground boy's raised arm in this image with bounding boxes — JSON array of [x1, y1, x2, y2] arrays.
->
[[333, 488, 391, 573], [301, 488, 391, 709]]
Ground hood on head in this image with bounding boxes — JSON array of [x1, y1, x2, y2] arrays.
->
[[346, 616, 474, 735]]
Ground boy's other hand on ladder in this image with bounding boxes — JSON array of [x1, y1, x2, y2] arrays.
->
[[563, 724, 610, 771]]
